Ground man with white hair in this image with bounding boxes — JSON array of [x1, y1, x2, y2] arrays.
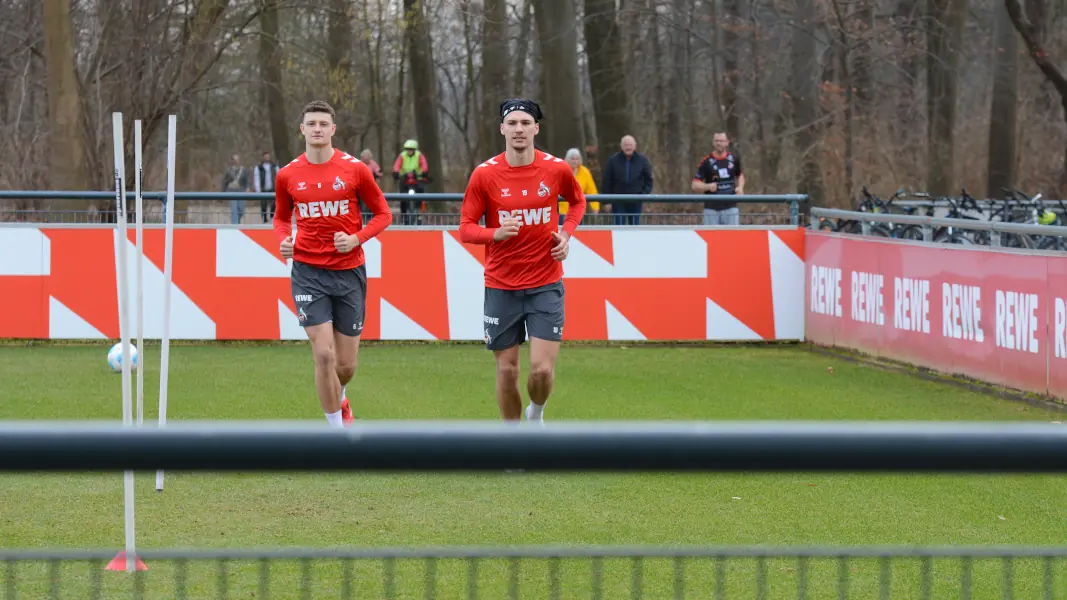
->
[[600, 135, 653, 225]]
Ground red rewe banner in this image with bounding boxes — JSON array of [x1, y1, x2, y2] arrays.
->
[[806, 231, 1067, 400]]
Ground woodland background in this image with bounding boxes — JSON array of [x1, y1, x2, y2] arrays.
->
[[1, 0, 1066, 209]]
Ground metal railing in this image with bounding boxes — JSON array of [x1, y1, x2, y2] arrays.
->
[[6, 420, 1063, 598], [0, 191, 808, 226], [810, 206, 1067, 246], [6, 420, 1067, 472], [1, 546, 1062, 599]]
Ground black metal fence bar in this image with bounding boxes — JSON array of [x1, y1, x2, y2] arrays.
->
[[4, 421, 1067, 472]]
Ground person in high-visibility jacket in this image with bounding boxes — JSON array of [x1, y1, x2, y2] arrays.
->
[[393, 139, 429, 187], [561, 148, 599, 224], [392, 139, 430, 224]]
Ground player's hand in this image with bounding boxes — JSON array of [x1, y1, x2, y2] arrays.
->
[[280, 235, 294, 259], [707, 182, 718, 193], [493, 218, 520, 242], [550, 230, 570, 261], [334, 232, 360, 253]]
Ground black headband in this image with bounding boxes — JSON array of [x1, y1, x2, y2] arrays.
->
[[500, 99, 543, 122]]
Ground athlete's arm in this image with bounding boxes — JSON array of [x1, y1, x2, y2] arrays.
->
[[273, 169, 294, 242], [559, 164, 587, 235], [459, 170, 498, 244], [355, 165, 392, 245]]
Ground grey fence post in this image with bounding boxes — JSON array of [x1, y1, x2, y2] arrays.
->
[[991, 231, 1002, 247], [922, 225, 933, 242], [790, 200, 799, 226], [861, 221, 871, 236]]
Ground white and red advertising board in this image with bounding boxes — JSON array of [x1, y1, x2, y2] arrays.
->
[[806, 231, 1067, 399], [0, 226, 806, 343]]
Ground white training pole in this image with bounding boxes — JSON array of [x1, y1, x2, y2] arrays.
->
[[134, 120, 144, 428], [156, 115, 176, 492], [112, 112, 137, 573]]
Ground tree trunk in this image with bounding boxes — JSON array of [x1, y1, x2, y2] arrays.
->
[[925, 0, 969, 197], [895, 0, 921, 136], [750, 1, 774, 190], [722, 0, 741, 139], [1005, 0, 1067, 195], [42, 0, 89, 193], [480, 0, 510, 157], [532, 0, 584, 155], [512, 0, 533, 96], [791, 0, 826, 204], [830, 0, 855, 201], [403, 0, 443, 191], [259, 0, 291, 164], [583, 0, 632, 158], [663, 0, 688, 192], [986, 0, 1018, 197], [326, 0, 353, 146]]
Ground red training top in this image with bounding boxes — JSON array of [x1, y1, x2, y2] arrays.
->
[[459, 150, 587, 290], [273, 149, 392, 270]]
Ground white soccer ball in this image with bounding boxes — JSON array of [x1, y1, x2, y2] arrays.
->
[[107, 342, 139, 373]]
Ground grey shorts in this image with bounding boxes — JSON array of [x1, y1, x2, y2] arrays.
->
[[291, 261, 367, 336], [483, 280, 565, 351]]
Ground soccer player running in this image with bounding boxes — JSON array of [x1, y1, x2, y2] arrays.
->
[[274, 101, 392, 427], [459, 99, 587, 423]]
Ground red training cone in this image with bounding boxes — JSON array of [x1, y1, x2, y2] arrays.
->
[[105, 551, 148, 572]]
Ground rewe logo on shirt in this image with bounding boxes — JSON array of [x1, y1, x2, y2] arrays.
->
[[499, 207, 552, 226], [298, 200, 350, 219]]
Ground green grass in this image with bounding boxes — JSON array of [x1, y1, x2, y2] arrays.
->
[[0, 343, 1064, 598]]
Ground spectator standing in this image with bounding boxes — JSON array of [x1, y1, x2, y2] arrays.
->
[[253, 151, 280, 223], [692, 132, 745, 225], [360, 149, 383, 183], [359, 149, 383, 222], [561, 148, 599, 224], [222, 154, 250, 224], [601, 135, 653, 225]]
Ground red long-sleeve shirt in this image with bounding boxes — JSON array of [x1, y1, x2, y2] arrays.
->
[[459, 150, 587, 290], [273, 150, 392, 270]]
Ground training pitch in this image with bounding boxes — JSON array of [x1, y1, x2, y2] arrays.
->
[[1, 342, 1065, 598]]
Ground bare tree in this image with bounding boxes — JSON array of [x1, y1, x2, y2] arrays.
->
[[987, 0, 1019, 196], [584, 0, 632, 169], [42, 0, 89, 191], [1005, 0, 1067, 195], [790, 0, 826, 203], [926, 0, 970, 196], [259, 0, 291, 164], [480, 0, 510, 158], [532, 0, 585, 155], [403, 0, 443, 191]]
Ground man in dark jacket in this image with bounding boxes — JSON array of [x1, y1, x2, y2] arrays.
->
[[601, 135, 653, 225]]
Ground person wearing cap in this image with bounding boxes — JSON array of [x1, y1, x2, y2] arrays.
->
[[392, 139, 430, 224], [459, 98, 587, 424]]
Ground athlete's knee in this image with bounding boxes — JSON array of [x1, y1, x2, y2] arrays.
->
[[528, 361, 554, 386], [336, 362, 356, 384], [312, 346, 336, 372], [495, 359, 520, 386]]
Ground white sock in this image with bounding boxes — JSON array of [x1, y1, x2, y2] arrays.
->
[[340, 385, 347, 402], [325, 410, 344, 428], [527, 402, 545, 420]]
